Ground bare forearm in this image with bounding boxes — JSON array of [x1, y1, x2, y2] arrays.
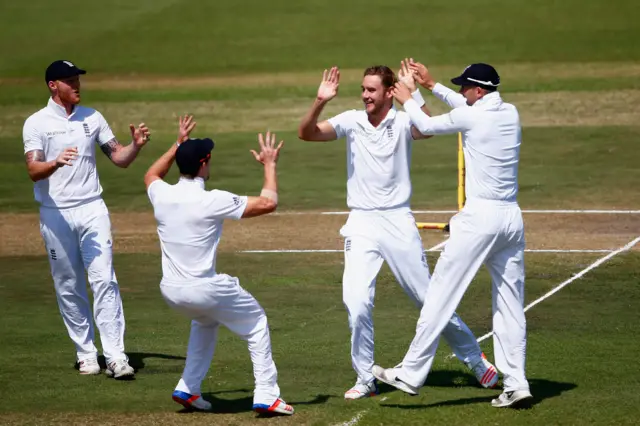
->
[[298, 99, 329, 140], [27, 160, 60, 182], [146, 143, 178, 180], [111, 142, 141, 168], [262, 163, 277, 192]]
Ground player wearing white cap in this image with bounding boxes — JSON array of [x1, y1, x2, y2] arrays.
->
[[373, 61, 533, 408], [144, 116, 293, 415], [298, 63, 499, 400], [22, 60, 151, 378]]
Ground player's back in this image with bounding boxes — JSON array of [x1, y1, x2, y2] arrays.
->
[[147, 178, 247, 283], [461, 94, 521, 202]]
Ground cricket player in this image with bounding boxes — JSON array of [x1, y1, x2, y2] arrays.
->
[[372, 61, 533, 408], [298, 64, 499, 400], [144, 116, 293, 415], [22, 60, 150, 378]]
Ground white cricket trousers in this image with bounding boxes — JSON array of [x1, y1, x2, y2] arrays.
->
[[397, 199, 529, 392], [340, 208, 484, 385], [160, 274, 281, 405], [39, 198, 126, 363]]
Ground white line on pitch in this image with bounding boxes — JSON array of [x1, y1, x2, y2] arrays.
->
[[240, 248, 613, 254], [428, 239, 449, 251], [336, 410, 367, 426], [276, 209, 640, 215], [444, 235, 640, 358]]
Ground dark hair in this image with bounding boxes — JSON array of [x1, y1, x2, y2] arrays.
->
[[363, 65, 397, 88]]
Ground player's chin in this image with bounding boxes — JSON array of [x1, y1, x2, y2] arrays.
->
[[364, 102, 375, 112]]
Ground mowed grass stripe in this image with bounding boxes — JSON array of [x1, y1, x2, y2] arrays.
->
[[1, 90, 639, 141]]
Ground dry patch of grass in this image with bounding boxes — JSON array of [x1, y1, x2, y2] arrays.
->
[[1, 90, 638, 141], [2, 212, 636, 257], [2, 62, 639, 90]]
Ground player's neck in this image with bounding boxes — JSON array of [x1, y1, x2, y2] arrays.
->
[[51, 96, 76, 116], [366, 105, 392, 128]]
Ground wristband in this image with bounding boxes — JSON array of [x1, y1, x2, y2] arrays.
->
[[260, 188, 278, 204], [411, 89, 426, 107]]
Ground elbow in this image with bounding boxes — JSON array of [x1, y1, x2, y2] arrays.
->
[[28, 173, 38, 182], [265, 198, 278, 213], [297, 128, 309, 141]]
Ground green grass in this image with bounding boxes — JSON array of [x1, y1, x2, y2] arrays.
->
[[0, 126, 637, 212], [1, 252, 639, 424]]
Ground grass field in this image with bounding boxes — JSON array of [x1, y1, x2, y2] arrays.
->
[[0, 0, 639, 425]]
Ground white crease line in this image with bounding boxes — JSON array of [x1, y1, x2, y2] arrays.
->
[[240, 249, 613, 254], [428, 239, 449, 251], [336, 410, 367, 426], [276, 209, 640, 215], [446, 235, 640, 358]]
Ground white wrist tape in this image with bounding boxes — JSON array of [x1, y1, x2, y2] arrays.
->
[[260, 188, 278, 204], [411, 89, 426, 107]]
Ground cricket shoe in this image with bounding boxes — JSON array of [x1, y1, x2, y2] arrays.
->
[[172, 390, 212, 411], [468, 353, 499, 389], [491, 389, 533, 408], [253, 398, 294, 415], [372, 366, 419, 396], [78, 357, 100, 375], [105, 359, 135, 379], [344, 380, 379, 400]]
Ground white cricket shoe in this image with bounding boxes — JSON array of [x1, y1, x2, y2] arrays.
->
[[372, 366, 419, 396], [172, 390, 212, 411], [105, 359, 135, 379], [491, 389, 533, 408], [78, 357, 100, 375], [468, 353, 499, 388], [253, 398, 294, 415], [344, 380, 379, 400]]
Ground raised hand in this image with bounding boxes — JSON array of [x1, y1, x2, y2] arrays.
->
[[398, 58, 417, 92], [408, 59, 436, 90], [250, 131, 284, 165], [391, 82, 412, 105], [55, 147, 78, 167], [177, 115, 197, 144], [317, 66, 340, 102], [130, 122, 151, 148]]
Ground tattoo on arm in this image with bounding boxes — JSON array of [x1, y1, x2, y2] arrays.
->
[[100, 138, 123, 159], [25, 150, 45, 163]]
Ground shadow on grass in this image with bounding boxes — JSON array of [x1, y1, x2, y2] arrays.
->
[[75, 352, 187, 377], [177, 392, 333, 415], [379, 378, 577, 409]]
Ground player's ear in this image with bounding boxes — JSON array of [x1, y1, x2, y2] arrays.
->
[[47, 81, 57, 93]]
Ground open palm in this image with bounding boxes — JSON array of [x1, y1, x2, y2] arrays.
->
[[317, 66, 340, 102]]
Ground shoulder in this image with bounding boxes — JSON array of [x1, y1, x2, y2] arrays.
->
[[77, 106, 102, 120], [23, 107, 48, 128]]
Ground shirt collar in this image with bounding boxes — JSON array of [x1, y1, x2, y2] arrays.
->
[[178, 176, 206, 189], [47, 97, 76, 119], [357, 106, 397, 129], [473, 91, 502, 109]]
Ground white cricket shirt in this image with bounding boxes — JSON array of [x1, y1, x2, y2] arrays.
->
[[22, 98, 115, 209], [147, 177, 248, 284], [328, 108, 414, 210], [405, 86, 521, 202]]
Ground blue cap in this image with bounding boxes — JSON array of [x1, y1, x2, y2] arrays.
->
[[45, 60, 86, 83], [451, 63, 500, 91], [176, 138, 215, 176]]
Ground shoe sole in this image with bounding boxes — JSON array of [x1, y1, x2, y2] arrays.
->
[[172, 395, 210, 411], [372, 372, 418, 396], [492, 394, 533, 408], [344, 391, 378, 400], [79, 370, 101, 375], [106, 370, 135, 380]]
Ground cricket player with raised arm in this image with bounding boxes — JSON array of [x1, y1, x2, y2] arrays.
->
[[22, 60, 151, 378], [144, 116, 294, 415], [372, 61, 533, 408], [297, 63, 499, 400]]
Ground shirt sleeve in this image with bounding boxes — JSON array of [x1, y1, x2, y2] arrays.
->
[[147, 179, 168, 204], [208, 190, 248, 220], [95, 111, 115, 145], [327, 110, 355, 139], [432, 83, 468, 109], [403, 99, 471, 136], [23, 117, 44, 154]]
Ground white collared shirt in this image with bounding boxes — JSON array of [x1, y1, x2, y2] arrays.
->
[[328, 107, 414, 210], [147, 177, 248, 284], [22, 98, 115, 209], [404, 86, 521, 202]]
